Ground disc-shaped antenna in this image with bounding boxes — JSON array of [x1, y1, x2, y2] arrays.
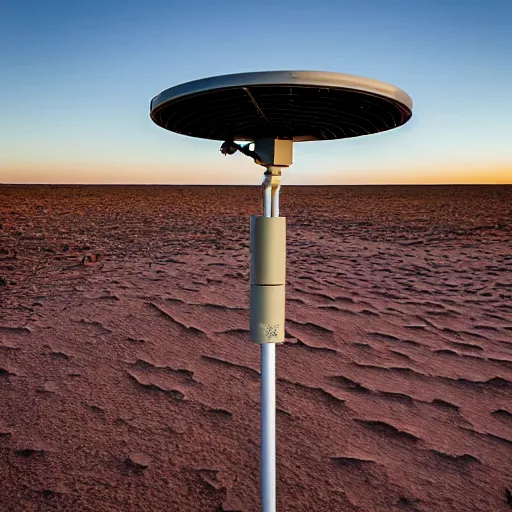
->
[[150, 70, 413, 142]]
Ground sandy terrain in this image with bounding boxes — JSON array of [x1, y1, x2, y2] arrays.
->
[[1, 184, 511, 512]]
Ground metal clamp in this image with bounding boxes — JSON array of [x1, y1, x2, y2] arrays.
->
[[262, 167, 282, 218], [220, 140, 265, 166]]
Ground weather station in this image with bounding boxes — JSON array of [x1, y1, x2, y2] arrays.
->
[[150, 70, 413, 512]]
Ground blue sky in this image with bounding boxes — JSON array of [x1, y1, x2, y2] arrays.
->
[[1, 0, 511, 184]]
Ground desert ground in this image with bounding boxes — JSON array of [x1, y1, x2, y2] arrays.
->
[[1, 184, 511, 512]]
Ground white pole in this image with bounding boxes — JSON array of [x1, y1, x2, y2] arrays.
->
[[272, 184, 281, 218], [264, 180, 273, 219], [261, 344, 276, 511], [261, 172, 277, 512]]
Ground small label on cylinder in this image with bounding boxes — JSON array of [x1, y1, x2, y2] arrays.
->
[[260, 322, 280, 340]]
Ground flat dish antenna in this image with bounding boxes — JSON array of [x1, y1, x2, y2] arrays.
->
[[150, 70, 412, 142], [149, 70, 413, 512]]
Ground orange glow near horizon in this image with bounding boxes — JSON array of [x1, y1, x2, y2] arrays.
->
[[1, 161, 510, 185], [321, 164, 512, 186]]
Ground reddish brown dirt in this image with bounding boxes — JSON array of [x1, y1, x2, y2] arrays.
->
[[1, 184, 511, 512]]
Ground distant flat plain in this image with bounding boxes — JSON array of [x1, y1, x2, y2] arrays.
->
[[1, 184, 511, 511]]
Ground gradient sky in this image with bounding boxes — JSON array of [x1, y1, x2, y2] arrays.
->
[[1, 0, 511, 185]]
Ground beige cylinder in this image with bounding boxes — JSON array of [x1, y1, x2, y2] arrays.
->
[[250, 285, 285, 344], [250, 216, 286, 285]]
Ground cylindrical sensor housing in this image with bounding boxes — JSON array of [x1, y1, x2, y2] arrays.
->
[[250, 285, 285, 343], [250, 216, 286, 344], [250, 216, 286, 286]]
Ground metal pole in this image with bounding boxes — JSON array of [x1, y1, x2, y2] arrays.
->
[[261, 170, 277, 512], [272, 184, 281, 218]]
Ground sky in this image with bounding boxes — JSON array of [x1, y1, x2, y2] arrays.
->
[[1, 0, 511, 185]]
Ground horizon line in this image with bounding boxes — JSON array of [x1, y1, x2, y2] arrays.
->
[[1, 183, 511, 187]]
